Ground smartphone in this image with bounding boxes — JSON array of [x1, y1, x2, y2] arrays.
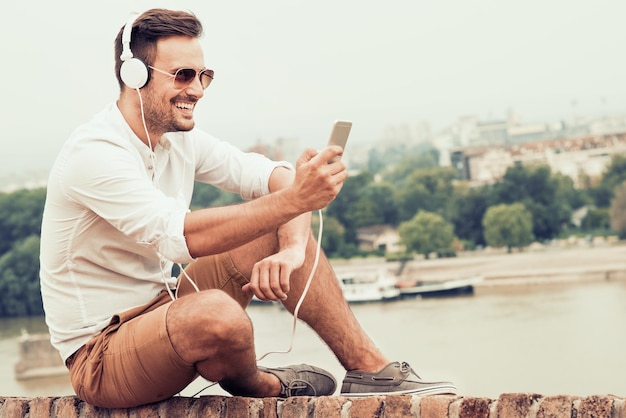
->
[[327, 120, 352, 163]]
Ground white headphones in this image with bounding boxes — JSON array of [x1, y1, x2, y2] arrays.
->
[[119, 13, 149, 89]]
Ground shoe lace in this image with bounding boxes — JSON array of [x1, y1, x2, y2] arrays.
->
[[347, 362, 422, 383], [283, 378, 317, 396], [401, 362, 421, 379]]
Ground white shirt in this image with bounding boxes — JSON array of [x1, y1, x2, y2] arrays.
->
[[40, 102, 291, 361]]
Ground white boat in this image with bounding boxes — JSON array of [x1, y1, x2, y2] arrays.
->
[[337, 272, 401, 303], [395, 275, 484, 298]]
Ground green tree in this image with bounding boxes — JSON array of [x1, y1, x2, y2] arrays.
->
[[0, 235, 43, 317], [492, 165, 579, 240], [0, 188, 47, 255], [553, 172, 588, 210], [394, 167, 457, 222], [581, 207, 610, 231], [312, 213, 346, 257], [609, 182, 626, 239], [450, 183, 493, 248], [398, 211, 455, 259], [326, 171, 374, 244], [482, 203, 534, 252], [190, 182, 223, 209], [591, 154, 626, 208], [351, 182, 399, 227], [190, 182, 243, 210]]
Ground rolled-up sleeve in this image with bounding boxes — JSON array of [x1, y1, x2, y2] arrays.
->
[[139, 197, 194, 264], [238, 157, 293, 200], [59, 136, 194, 264]]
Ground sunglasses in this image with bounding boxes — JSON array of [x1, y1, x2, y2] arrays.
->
[[148, 66, 214, 90]]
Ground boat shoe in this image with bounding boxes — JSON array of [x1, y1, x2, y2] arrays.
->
[[260, 364, 337, 397], [340, 361, 457, 397]]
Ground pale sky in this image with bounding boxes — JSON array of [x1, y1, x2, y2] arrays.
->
[[2, 0, 626, 178]]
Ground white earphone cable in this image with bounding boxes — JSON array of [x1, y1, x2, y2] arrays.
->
[[136, 88, 200, 300], [137, 86, 325, 396], [256, 208, 323, 361], [191, 209, 324, 397]]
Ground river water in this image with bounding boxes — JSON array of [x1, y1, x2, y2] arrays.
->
[[1, 279, 625, 399]]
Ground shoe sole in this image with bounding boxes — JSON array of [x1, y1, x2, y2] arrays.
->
[[340, 384, 457, 397]]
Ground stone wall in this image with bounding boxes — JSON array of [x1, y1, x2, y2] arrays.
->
[[13, 334, 65, 381], [1, 393, 625, 417]]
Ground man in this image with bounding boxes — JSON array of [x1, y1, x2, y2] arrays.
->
[[39, 8, 457, 408]]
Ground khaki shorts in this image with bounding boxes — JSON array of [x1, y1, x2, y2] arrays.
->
[[66, 253, 251, 408]]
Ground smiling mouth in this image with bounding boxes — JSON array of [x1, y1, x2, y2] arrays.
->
[[175, 101, 195, 112]]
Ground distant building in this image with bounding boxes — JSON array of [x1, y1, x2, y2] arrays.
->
[[507, 121, 565, 144], [437, 110, 566, 150], [450, 132, 626, 187], [476, 119, 509, 145], [356, 225, 405, 254], [450, 146, 514, 186]]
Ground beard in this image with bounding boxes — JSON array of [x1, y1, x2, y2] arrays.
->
[[142, 89, 196, 135]]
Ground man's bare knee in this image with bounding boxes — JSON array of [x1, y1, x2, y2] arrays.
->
[[167, 290, 253, 363]]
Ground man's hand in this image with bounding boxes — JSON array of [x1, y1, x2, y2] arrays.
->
[[241, 146, 347, 301], [242, 247, 305, 301], [288, 146, 348, 213]]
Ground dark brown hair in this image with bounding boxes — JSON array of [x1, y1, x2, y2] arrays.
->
[[114, 9, 204, 90]]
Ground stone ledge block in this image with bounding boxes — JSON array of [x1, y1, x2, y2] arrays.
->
[[496, 393, 543, 418], [155, 396, 193, 418], [77, 401, 110, 418], [1, 398, 29, 418], [341, 396, 385, 417], [537, 395, 577, 418], [53, 396, 81, 418], [579, 395, 613, 418], [28, 397, 54, 418], [1, 393, 625, 418], [458, 397, 492, 418], [382, 394, 413, 416], [278, 396, 310, 418], [188, 395, 224, 418], [419, 395, 458, 417], [311, 396, 344, 417], [613, 397, 626, 418]]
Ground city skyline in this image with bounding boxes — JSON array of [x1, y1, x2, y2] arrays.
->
[[1, 0, 626, 179]]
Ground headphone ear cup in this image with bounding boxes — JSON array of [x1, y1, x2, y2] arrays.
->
[[120, 57, 149, 89]]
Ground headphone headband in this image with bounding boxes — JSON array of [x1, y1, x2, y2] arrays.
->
[[120, 13, 139, 62], [119, 12, 149, 89]]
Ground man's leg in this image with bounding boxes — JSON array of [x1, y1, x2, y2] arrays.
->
[[168, 290, 287, 396], [225, 231, 457, 397], [67, 293, 206, 408], [167, 256, 282, 397], [227, 231, 389, 373], [167, 232, 455, 398], [165, 230, 385, 397]]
